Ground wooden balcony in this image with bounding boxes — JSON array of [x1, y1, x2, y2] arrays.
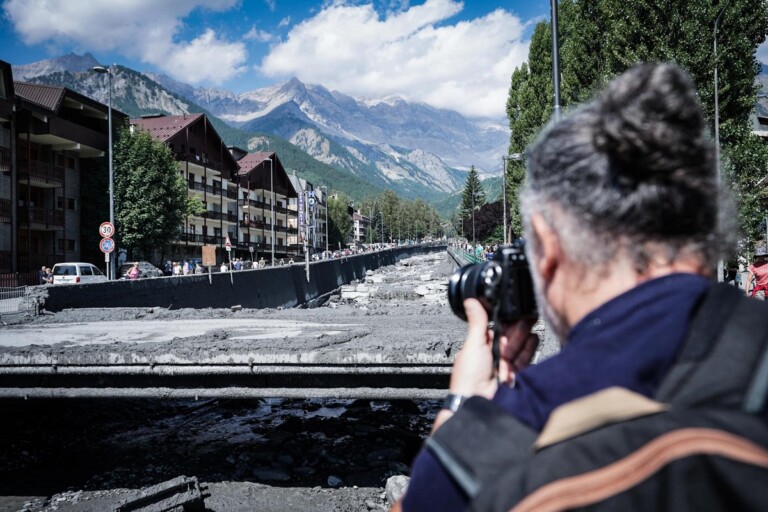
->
[[0, 146, 10, 173], [18, 160, 65, 187], [19, 207, 64, 229]]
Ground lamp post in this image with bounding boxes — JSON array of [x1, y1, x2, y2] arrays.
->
[[501, 156, 508, 245], [320, 186, 329, 258], [714, 0, 731, 282], [92, 65, 114, 280], [550, 0, 562, 122], [266, 157, 274, 266]]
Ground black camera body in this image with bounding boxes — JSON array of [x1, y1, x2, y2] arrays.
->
[[448, 243, 537, 324]]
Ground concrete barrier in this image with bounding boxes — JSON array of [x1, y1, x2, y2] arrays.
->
[[41, 245, 447, 312]]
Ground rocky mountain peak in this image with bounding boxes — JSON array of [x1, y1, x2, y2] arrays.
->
[[13, 52, 100, 80]]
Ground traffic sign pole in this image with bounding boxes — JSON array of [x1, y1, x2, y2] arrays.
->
[[99, 222, 116, 279]]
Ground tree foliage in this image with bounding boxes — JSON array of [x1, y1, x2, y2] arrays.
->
[[505, 0, 768, 252], [327, 193, 353, 249], [113, 127, 201, 259], [460, 166, 486, 218], [358, 190, 444, 243], [462, 201, 505, 245]]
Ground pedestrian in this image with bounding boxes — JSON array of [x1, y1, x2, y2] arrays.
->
[[182, 259, 190, 276], [234, 258, 242, 271], [38, 265, 47, 285], [399, 63, 768, 511], [745, 246, 768, 300], [220, 262, 228, 273], [44, 267, 53, 284], [127, 262, 140, 280], [173, 261, 181, 276], [164, 260, 172, 276]]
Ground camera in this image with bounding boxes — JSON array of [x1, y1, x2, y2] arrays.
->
[[448, 242, 537, 324]]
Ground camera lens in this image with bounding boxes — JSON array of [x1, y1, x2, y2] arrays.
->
[[447, 261, 502, 321]]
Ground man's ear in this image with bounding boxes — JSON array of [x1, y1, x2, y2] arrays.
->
[[529, 213, 561, 282]]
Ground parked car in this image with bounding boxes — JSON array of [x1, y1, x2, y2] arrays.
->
[[51, 262, 108, 285], [117, 261, 164, 279]]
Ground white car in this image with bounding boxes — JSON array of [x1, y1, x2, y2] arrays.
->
[[51, 262, 108, 284]]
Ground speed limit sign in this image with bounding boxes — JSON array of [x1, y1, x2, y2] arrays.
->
[[99, 222, 115, 238]]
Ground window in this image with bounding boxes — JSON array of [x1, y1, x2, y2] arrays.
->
[[79, 265, 93, 276], [57, 197, 76, 210], [59, 239, 76, 251]]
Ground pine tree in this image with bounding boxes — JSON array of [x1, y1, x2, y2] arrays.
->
[[460, 166, 486, 245]]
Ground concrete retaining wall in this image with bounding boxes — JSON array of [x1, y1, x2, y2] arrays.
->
[[41, 245, 447, 312]]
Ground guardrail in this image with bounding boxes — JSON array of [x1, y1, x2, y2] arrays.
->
[[448, 248, 484, 266], [0, 286, 37, 319]]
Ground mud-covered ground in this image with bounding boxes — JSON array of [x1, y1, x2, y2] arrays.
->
[[0, 253, 559, 511]]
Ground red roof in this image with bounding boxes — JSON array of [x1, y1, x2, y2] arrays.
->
[[130, 113, 204, 142], [237, 151, 275, 175]]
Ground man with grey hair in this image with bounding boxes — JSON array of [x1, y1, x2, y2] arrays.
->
[[398, 63, 768, 511]]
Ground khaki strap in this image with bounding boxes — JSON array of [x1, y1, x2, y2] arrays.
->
[[535, 387, 667, 449], [513, 428, 768, 512]]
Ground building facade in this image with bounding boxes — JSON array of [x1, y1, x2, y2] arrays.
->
[[0, 60, 124, 283], [131, 116, 312, 265]]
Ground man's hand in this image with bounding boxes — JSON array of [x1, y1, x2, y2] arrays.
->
[[449, 299, 539, 399], [432, 299, 538, 433]]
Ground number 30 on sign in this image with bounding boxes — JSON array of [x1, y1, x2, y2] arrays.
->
[[99, 222, 115, 238]]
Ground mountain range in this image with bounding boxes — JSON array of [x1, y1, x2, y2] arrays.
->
[[13, 52, 511, 208]]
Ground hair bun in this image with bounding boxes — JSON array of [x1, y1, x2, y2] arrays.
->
[[593, 63, 707, 183]]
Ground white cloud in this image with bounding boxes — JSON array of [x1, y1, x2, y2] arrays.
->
[[245, 25, 273, 43], [2, 0, 247, 84], [758, 38, 768, 66], [278, 16, 292, 28], [264, 0, 276, 11], [260, 0, 528, 117]]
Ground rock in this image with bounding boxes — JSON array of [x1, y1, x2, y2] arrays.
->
[[419, 273, 432, 281], [414, 285, 430, 296], [276, 453, 294, 466], [386, 475, 410, 504], [366, 270, 374, 276], [252, 467, 291, 481], [327, 475, 344, 488]]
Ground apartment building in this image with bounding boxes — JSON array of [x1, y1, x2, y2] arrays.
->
[[352, 209, 371, 243], [234, 151, 300, 263], [287, 171, 328, 257], [130, 113, 247, 264], [0, 60, 125, 282]]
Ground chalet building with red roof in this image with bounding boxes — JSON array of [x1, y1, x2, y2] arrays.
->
[[0, 60, 127, 283], [131, 114, 304, 264]]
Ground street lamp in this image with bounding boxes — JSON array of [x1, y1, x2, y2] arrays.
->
[[501, 156, 508, 245], [92, 65, 114, 280], [320, 186, 329, 257], [266, 156, 274, 266], [714, 0, 731, 282]]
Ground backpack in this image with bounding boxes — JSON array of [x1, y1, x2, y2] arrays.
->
[[426, 283, 768, 511]]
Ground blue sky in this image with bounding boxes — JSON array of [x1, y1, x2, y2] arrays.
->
[[0, 0, 552, 117]]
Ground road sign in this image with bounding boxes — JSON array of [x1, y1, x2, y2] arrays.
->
[[225, 235, 232, 251], [99, 222, 115, 238], [100, 237, 115, 254]]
